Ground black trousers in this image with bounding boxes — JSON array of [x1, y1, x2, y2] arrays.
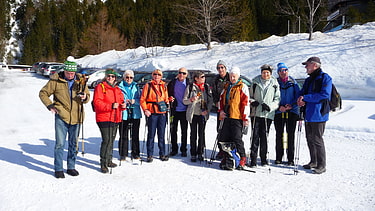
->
[[220, 118, 246, 157], [250, 117, 272, 164], [170, 111, 188, 153], [118, 119, 141, 158], [274, 112, 298, 162], [305, 121, 326, 168], [190, 115, 206, 156]]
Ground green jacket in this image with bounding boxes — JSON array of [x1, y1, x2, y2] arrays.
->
[[249, 75, 280, 120], [39, 72, 90, 125]]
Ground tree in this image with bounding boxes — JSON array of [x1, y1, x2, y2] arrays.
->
[[305, 0, 326, 40], [175, 0, 238, 50]]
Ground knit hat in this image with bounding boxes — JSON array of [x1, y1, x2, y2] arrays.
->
[[63, 61, 78, 72], [277, 63, 288, 72], [230, 66, 241, 76], [260, 64, 273, 74], [105, 68, 118, 77], [302, 56, 321, 65], [217, 60, 227, 69]]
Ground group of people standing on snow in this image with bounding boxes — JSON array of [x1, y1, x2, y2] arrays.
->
[[39, 56, 331, 178]]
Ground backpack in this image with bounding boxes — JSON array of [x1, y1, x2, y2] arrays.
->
[[91, 82, 106, 112], [219, 142, 240, 170]]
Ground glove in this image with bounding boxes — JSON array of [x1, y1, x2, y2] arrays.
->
[[261, 103, 270, 112], [251, 101, 259, 107]]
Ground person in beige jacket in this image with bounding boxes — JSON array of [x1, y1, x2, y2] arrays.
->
[[39, 60, 90, 178]]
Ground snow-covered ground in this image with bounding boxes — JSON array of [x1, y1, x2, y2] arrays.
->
[[1, 22, 375, 210]]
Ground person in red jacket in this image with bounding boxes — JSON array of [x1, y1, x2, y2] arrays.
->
[[140, 69, 170, 162], [93, 69, 126, 173]]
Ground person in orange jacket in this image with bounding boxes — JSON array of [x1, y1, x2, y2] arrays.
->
[[93, 69, 126, 173], [140, 69, 170, 162]]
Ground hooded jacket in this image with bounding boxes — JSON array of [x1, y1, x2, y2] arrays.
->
[[93, 80, 124, 124], [218, 79, 250, 121], [140, 80, 169, 114], [250, 75, 280, 120], [118, 80, 142, 120], [39, 72, 90, 125], [300, 68, 332, 122], [276, 76, 300, 115]]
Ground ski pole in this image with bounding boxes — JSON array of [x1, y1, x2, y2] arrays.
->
[[141, 117, 149, 165], [247, 115, 257, 166], [294, 112, 303, 175], [265, 117, 271, 174], [209, 119, 224, 164]]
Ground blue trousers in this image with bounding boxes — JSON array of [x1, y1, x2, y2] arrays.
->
[[54, 114, 80, 171], [147, 114, 166, 157]]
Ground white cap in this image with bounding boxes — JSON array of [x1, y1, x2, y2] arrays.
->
[[230, 66, 241, 76]]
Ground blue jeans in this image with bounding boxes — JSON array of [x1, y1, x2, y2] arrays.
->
[[147, 114, 166, 157], [54, 114, 80, 171]]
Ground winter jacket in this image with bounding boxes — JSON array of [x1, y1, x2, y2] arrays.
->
[[140, 80, 169, 114], [212, 72, 230, 105], [218, 79, 250, 121], [276, 76, 300, 115], [249, 75, 280, 120], [39, 72, 90, 125], [183, 83, 213, 123], [167, 77, 190, 115], [300, 68, 332, 122], [118, 80, 142, 120], [93, 80, 124, 124]]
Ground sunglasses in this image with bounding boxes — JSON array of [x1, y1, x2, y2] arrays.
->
[[178, 72, 187, 75], [217, 66, 225, 70], [125, 76, 134, 79], [153, 73, 162, 76], [107, 75, 116, 78], [200, 75, 205, 78]]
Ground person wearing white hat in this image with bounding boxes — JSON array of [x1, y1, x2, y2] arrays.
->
[[218, 66, 250, 169]]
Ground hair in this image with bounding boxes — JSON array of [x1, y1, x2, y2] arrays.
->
[[313, 62, 321, 68], [123, 70, 134, 79], [193, 70, 204, 82]]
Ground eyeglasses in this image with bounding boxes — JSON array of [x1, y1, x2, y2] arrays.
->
[[153, 73, 162, 76], [107, 75, 116, 78], [125, 76, 134, 79], [217, 66, 225, 70], [200, 75, 205, 78], [178, 72, 187, 75]]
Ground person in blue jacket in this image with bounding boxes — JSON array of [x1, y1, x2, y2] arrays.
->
[[118, 70, 143, 160], [297, 57, 332, 174], [274, 63, 300, 166]]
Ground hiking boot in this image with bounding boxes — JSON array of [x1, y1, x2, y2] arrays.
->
[[101, 166, 109, 173], [287, 161, 295, 166], [119, 156, 126, 161], [133, 155, 140, 160], [108, 162, 117, 168], [169, 151, 178, 156], [160, 155, 169, 161], [239, 157, 247, 167], [274, 160, 282, 165], [261, 161, 269, 166], [191, 156, 197, 162], [303, 162, 317, 169], [146, 156, 153, 163], [55, 171, 65, 179], [312, 166, 326, 174], [67, 169, 79, 176], [181, 152, 187, 157], [198, 155, 204, 161]]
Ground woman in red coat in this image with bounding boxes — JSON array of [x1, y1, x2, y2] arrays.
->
[[93, 69, 125, 173]]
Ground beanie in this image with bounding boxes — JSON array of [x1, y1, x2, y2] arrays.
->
[[63, 61, 78, 72], [217, 60, 227, 69], [260, 64, 273, 74], [105, 68, 118, 76], [277, 63, 288, 72], [230, 66, 241, 76]]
